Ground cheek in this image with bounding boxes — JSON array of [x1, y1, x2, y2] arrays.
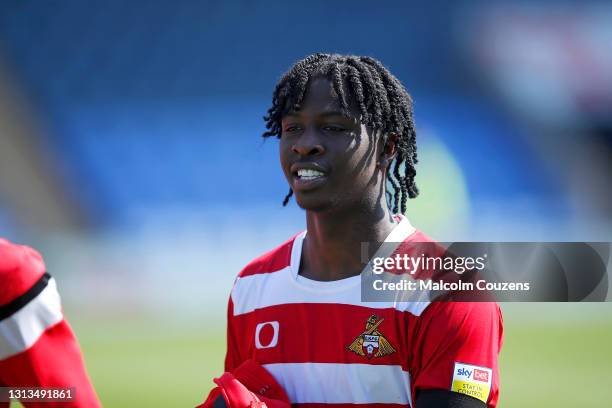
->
[[345, 136, 378, 174], [279, 139, 293, 176]]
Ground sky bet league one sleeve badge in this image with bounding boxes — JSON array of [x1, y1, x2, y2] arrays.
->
[[451, 362, 493, 403]]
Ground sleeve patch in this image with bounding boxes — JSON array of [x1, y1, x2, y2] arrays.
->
[[450, 362, 492, 403]]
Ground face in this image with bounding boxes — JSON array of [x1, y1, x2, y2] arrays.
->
[[279, 77, 393, 213]]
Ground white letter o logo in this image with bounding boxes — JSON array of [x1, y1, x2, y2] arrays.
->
[[255, 321, 279, 349]]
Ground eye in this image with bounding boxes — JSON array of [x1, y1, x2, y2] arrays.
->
[[283, 124, 302, 133], [323, 124, 347, 132]]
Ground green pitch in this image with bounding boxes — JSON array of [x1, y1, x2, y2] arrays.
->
[[75, 318, 225, 407]]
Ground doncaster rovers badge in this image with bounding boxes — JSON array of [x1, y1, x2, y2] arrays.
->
[[347, 315, 396, 358]]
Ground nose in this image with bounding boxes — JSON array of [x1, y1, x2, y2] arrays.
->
[[291, 129, 325, 156]]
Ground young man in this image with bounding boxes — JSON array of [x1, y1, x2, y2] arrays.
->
[[201, 54, 503, 408], [0, 238, 101, 407]]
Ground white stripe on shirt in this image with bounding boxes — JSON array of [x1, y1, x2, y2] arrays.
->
[[0, 278, 63, 360], [264, 362, 412, 405]]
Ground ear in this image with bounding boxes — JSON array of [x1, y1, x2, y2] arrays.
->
[[378, 133, 399, 170]]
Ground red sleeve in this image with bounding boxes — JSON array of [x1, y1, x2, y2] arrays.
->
[[0, 321, 102, 408], [0, 239, 101, 408], [224, 296, 243, 372], [410, 302, 503, 407], [0, 238, 45, 305]]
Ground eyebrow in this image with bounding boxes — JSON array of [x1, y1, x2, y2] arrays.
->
[[283, 110, 353, 119], [320, 111, 351, 118]]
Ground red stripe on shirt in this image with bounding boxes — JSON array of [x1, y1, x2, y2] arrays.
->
[[229, 302, 418, 369]]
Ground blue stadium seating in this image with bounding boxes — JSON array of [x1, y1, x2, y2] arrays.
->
[[0, 0, 566, 226]]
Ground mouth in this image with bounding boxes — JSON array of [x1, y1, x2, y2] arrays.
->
[[290, 164, 329, 191]]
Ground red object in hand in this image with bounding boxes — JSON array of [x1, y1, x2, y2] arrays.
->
[[197, 359, 290, 408]]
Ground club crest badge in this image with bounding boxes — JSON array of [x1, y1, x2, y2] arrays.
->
[[347, 315, 396, 358]]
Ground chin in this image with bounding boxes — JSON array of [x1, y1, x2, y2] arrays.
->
[[295, 193, 343, 213], [295, 198, 331, 212]]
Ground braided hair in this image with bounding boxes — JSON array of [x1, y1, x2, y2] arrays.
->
[[263, 53, 418, 214]]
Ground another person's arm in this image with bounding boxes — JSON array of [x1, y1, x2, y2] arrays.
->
[[0, 238, 101, 407]]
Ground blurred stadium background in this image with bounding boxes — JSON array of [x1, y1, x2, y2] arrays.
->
[[0, 1, 611, 406]]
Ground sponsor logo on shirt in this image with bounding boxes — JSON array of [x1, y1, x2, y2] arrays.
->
[[347, 315, 396, 359], [255, 321, 279, 349], [451, 362, 492, 403]]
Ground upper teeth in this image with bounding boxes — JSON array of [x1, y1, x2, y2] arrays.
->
[[298, 169, 324, 178]]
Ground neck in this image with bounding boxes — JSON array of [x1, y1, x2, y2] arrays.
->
[[300, 203, 399, 281]]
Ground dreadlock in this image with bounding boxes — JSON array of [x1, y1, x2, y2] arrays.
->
[[263, 53, 418, 214]]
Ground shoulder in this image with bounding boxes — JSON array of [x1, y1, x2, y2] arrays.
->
[[401, 229, 441, 252], [422, 301, 502, 323], [228, 232, 303, 315], [405, 229, 436, 243], [392, 227, 442, 258], [389, 228, 446, 278], [416, 301, 503, 341], [0, 238, 47, 306], [236, 232, 302, 279]]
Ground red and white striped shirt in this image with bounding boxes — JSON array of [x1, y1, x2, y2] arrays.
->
[[225, 216, 503, 407]]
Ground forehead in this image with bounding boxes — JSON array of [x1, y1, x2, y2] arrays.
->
[[284, 76, 360, 119]]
